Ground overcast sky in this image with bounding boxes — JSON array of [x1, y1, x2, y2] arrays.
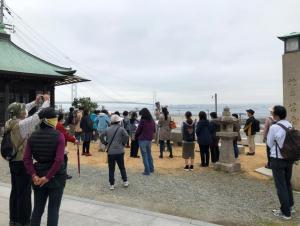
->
[[5, 0, 300, 105]]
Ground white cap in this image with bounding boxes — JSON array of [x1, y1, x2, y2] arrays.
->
[[111, 114, 123, 123]]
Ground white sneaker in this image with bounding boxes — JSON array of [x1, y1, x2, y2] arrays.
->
[[291, 206, 296, 214], [109, 185, 115, 190], [123, 181, 129, 187], [272, 209, 292, 220]]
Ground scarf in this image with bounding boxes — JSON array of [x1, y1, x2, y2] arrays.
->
[[43, 118, 58, 128]]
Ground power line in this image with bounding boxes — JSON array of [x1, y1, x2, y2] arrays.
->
[[4, 3, 153, 103]]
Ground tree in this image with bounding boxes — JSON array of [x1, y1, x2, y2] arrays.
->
[[72, 97, 98, 112]]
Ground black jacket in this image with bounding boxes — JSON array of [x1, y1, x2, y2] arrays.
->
[[244, 116, 256, 136], [209, 119, 220, 142], [80, 115, 93, 133], [196, 120, 213, 145], [28, 127, 66, 177]]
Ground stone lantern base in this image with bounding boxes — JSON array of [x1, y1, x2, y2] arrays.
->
[[215, 162, 241, 173]]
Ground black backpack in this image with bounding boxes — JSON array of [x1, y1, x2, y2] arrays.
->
[[275, 123, 300, 161], [1, 130, 17, 161], [253, 119, 260, 133]]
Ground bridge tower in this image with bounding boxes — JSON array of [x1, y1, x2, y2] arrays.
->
[[71, 84, 77, 102]]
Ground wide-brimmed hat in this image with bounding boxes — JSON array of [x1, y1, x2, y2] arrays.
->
[[246, 109, 255, 115], [111, 114, 124, 123]]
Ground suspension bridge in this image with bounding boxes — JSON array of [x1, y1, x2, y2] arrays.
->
[[56, 100, 153, 106]]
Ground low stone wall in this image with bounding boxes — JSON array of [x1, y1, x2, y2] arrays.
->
[[292, 163, 300, 191], [169, 130, 264, 147]]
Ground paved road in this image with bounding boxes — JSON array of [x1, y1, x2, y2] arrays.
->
[[0, 183, 220, 226]]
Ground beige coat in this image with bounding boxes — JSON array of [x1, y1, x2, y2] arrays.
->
[[158, 115, 171, 140], [5, 119, 25, 161], [74, 110, 83, 133]]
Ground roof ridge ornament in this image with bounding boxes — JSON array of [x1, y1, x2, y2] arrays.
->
[[0, 22, 5, 33], [0, 0, 15, 34]]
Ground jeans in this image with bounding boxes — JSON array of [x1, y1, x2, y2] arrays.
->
[[233, 141, 239, 158], [92, 129, 98, 142], [210, 139, 219, 163], [108, 153, 127, 185], [74, 132, 82, 143], [9, 161, 32, 225], [126, 130, 130, 146], [82, 141, 91, 154], [98, 132, 106, 151], [130, 139, 139, 157], [199, 144, 210, 166], [139, 140, 154, 175], [270, 158, 294, 217], [159, 140, 172, 157], [64, 154, 69, 175], [31, 184, 64, 226]]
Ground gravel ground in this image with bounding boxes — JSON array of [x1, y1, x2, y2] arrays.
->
[[0, 159, 299, 226]]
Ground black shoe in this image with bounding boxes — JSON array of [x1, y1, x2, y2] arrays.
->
[[169, 155, 173, 158], [66, 175, 72, 180], [184, 165, 189, 171], [246, 152, 255, 156], [159, 155, 163, 159], [189, 165, 194, 171]]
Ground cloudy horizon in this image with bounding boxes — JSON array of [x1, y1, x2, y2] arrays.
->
[[5, 0, 300, 105]]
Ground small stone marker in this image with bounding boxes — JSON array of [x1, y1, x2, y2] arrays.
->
[[255, 167, 273, 177]]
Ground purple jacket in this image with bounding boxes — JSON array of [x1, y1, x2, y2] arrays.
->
[[135, 119, 155, 141]]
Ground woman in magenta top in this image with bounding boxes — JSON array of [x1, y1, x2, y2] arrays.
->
[[23, 107, 66, 226], [135, 108, 156, 175]]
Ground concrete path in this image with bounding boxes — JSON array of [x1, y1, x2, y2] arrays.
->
[[0, 183, 220, 226]]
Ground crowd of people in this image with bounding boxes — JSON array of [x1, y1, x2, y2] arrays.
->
[[2, 95, 298, 225], [64, 104, 243, 173]]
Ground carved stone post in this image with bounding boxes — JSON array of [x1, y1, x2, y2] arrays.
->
[[215, 107, 241, 173]]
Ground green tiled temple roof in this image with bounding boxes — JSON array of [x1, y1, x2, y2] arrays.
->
[[0, 28, 89, 85], [278, 32, 300, 41]]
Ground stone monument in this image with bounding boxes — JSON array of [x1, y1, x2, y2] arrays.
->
[[215, 107, 241, 173], [278, 32, 300, 191]]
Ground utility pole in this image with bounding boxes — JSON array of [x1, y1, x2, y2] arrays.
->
[[0, 0, 4, 24], [214, 93, 218, 114]]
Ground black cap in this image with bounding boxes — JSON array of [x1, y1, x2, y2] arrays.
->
[[246, 109, 255, 115], [38, 107, 57, 119]]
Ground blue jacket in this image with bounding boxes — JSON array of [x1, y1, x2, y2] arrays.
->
[[90, 113, 98, 130], [97, 113, 110, 133], [196, 120, 212, 145]]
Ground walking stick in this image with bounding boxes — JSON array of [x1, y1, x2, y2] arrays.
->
[[77, 144, 81, 177]]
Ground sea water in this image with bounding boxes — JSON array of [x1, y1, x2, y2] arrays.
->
[[56, 103, 276, 119]]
